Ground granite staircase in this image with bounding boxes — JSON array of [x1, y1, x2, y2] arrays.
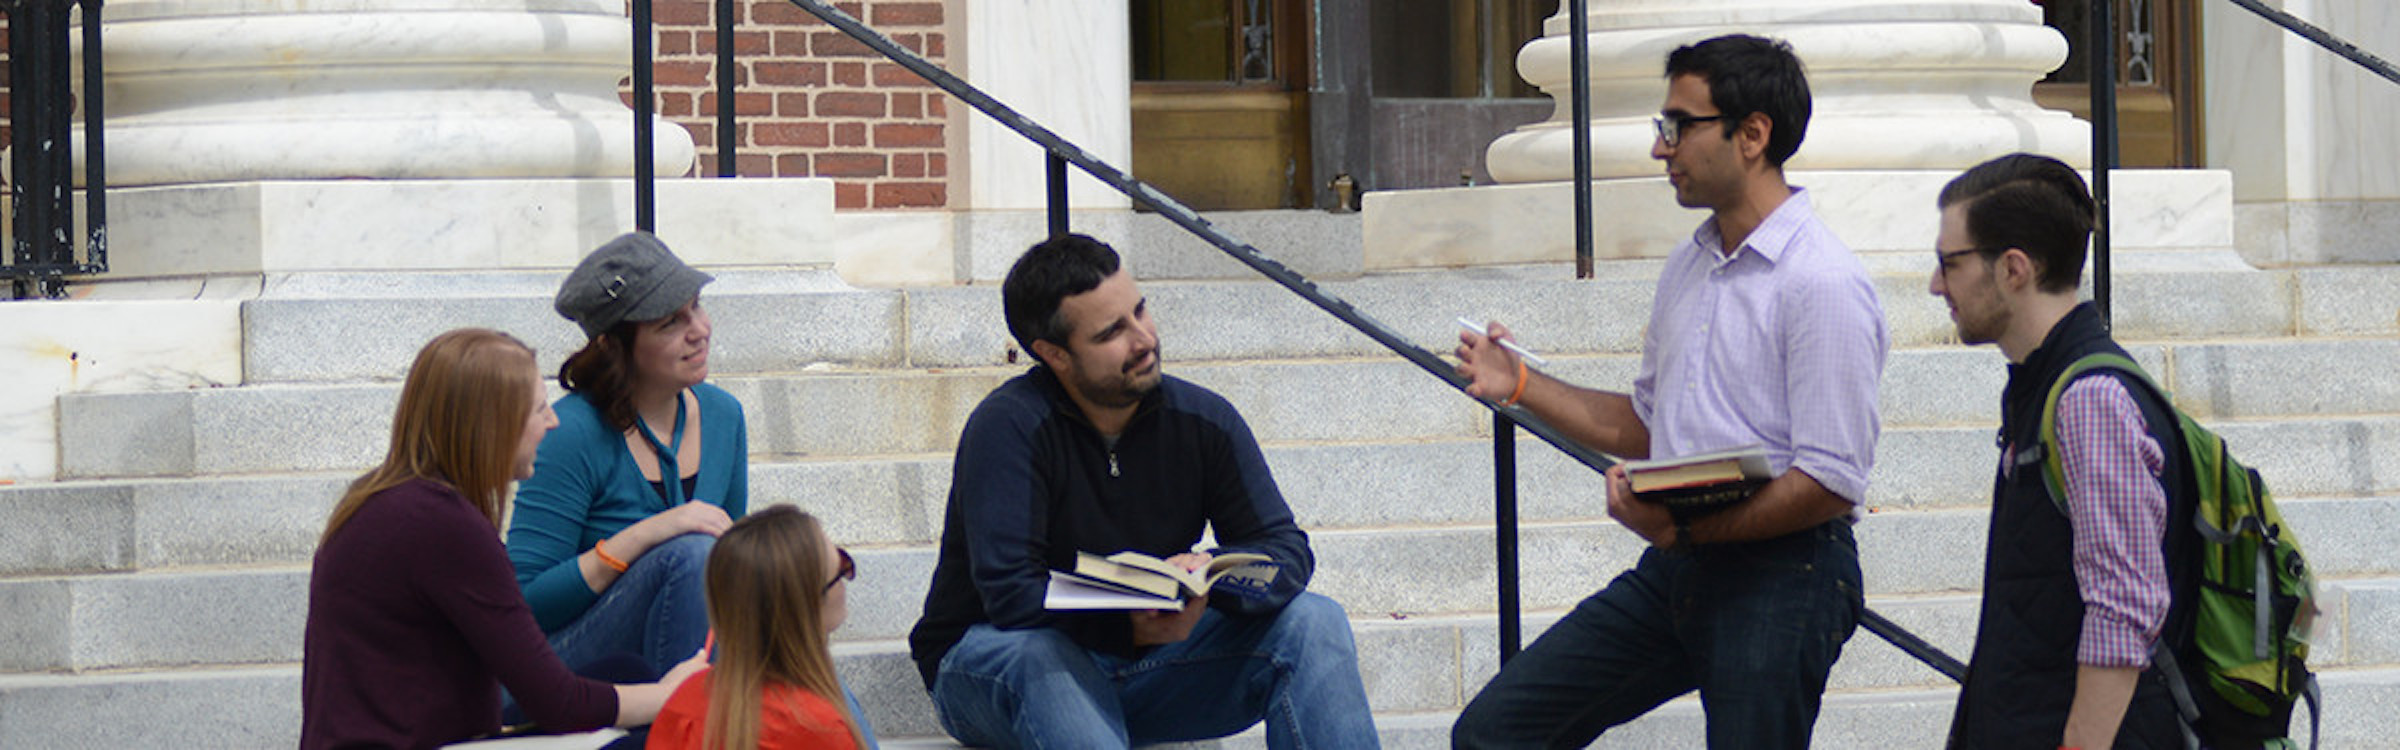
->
[[4, 219, 2399, 748]]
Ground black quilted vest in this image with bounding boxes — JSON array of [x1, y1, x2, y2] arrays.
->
[[1948, 303, 2195, 749]]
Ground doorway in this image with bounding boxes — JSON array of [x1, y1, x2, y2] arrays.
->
[[1130, 1, 1313, 210], [2033, 0, 2205, 167]]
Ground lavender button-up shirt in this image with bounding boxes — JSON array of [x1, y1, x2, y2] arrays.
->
[[1632, 188, 1888, 505]]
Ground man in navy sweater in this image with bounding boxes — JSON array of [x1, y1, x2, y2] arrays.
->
[[907, 234, 1377, 749]]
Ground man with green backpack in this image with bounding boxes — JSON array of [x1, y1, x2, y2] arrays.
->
[[1930, 153, 2318, 749]]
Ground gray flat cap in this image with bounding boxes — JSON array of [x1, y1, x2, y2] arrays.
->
[[555, 232, 715, 340]]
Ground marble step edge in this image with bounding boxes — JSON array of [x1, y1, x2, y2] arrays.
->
[[5, 456, 2396, 584], [18, 665, 2400, 750], [4, 526, 2395, 675], [234, 264, 2334, 383], [54, 367, 2400, 480]]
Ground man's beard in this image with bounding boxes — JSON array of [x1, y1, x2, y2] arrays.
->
[[1081, 348, 1161, 408]]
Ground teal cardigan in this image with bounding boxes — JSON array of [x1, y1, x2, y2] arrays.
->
[[506, 383, 748, 631]]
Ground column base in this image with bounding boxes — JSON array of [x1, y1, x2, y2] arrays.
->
[[1361, 170, 2235, 271]]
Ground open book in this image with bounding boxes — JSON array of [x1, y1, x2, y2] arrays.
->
[[1045, 551, 1281, 611], [1624, 444, 1772, 513]]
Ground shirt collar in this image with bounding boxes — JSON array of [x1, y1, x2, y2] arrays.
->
[[1692, 187, 1810, 267]]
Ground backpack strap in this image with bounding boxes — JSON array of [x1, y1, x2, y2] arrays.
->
[[2149, 645, 2205, 750], [2035, 352, 2167, 516]]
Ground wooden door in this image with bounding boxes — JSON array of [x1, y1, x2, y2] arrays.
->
[[2032, 0, 2205, 167], [1130, 0, 1313, 210]]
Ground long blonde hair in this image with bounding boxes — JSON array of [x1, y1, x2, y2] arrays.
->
[[322, 328, 540, 543], [701, 506, 864, 749]]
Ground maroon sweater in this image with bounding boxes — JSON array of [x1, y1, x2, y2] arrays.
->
[[301, 478, 617, 749]]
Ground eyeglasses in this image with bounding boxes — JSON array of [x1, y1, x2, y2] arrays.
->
[[825, 548, 856, 592], [1652, 113, 1727, 148], [1935, 246, 2000, 274]]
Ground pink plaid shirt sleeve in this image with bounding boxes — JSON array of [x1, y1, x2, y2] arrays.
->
[[2057, 375, 2172, 668]]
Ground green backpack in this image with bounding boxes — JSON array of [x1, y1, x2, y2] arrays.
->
[[2038, 353, 2322, 750]]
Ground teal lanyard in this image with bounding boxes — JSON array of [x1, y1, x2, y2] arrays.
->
[[632, 390, 690, 507]]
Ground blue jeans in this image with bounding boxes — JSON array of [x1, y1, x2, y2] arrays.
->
[[546, 532, 714, 679], [1453, 521, 1863, 750], [932, 592, 1378, 750]]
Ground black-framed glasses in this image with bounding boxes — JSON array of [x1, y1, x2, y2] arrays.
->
[[1935, 246, 2001, 273], [826, 547, 856, 592], [1652, 113, 1727, 148]]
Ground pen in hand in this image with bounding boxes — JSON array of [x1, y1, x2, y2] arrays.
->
[[1456, 317, 1551, 367]]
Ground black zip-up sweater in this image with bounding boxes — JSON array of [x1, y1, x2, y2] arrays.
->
[[907, 365, 1315, 689]]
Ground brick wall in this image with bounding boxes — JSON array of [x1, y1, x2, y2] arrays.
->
[[0, 7, 952, 210], [642, 0, 952, 210]]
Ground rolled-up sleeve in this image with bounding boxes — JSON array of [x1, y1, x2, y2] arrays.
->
[[2058, 376, 2171, 668], [1778, 270, 1887, 504]]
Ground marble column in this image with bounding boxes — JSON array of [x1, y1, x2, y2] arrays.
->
[[1487, 0, 2090, 183], [72, 0, 696, 186]]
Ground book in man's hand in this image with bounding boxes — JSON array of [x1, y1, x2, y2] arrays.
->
[[1624, 444, 1772, 515], [1044, 551, 1281, 611]]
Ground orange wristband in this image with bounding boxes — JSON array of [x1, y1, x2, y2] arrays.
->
[[1498, 357, 1528, 408], [593, 538, 631, 573]]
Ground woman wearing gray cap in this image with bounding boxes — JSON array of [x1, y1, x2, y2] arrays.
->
[[506, 232, 747, 682]]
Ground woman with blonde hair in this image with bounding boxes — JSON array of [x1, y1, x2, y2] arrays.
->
[[301, 328, 703, 749], [647, 506, 871, 749]]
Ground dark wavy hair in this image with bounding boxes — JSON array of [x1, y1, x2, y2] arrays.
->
[[1666, 34, 1813, 167], [1938, 153, 2097, 294], [1001, 233, 1121, 354], [557, 321, 645, 433]]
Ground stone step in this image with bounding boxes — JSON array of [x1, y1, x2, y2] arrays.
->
[[11, 627, 2396, 748], [8, 411, 2398, 580], [235, 263, 2319, 385], [52, 335, 2400, 479], [0, 474, 346, 578], [7, 509, 2394, 674]]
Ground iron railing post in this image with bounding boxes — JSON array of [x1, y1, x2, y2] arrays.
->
[[1569, 0, 1593, 280], [632, 0, 657, 232], [9, 0, 79, 299], [715, 0, 737, 177], [2089, 0, 2116, 327], [1494, 413, 1523, 664], [1047, 151, 1069, 238], [79, 0, 107, 275]]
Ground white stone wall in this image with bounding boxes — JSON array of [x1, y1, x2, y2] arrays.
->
[[2204, 0, 2400, 264], [958, 0, 1132, 211]]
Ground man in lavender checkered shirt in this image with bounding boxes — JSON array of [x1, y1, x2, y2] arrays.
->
[[1450, 35, 1887, 749], [1931, 154, 2187, 748]]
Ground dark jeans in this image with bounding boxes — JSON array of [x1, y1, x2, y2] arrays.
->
[[546, 532, 715, 678], [932, 592, 1378, 750], [1453, 521, 1864, 750]]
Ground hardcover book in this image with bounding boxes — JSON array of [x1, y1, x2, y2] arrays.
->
[[1045, 551, 1280, 611]]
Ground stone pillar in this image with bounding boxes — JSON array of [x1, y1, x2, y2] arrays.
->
[[73, 0, 696, 186], [1487, 0, 2090, 183]]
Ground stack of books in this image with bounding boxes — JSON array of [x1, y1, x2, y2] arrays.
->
[[1625, 444, 1772, 515]]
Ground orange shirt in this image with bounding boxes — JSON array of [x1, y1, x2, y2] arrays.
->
[[647, 667, 860, 750]]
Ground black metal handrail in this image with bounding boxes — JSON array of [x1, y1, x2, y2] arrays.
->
[[2, 0, 109, 300], [2086, 0, 2400, 328], [2226, 0, 2400, 86], [776, 0, 1967, 683]]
